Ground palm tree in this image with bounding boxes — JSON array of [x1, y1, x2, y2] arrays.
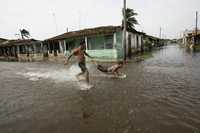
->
[[122, 8, 139, 32], [20, 29, 30, 39]]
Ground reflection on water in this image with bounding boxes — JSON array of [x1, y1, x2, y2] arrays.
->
[[0, 45, 200, 133]]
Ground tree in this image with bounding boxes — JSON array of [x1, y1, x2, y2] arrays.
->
[[20, 29, 30, 39], [122, 8, 139, 32]]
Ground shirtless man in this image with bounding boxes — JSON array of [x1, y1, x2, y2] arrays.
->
[[64, 40, 93, 83]]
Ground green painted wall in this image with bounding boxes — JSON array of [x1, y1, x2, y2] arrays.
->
[[64, 31, 123, 61], [115, 31, 123, 60], [86, 32, 123, 61], [87, 35, 105, 50], [86, 49, 117, 61]]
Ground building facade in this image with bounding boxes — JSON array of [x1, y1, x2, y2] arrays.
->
[[0, 26, 162, 62], [183, 29, 200, 48], [44, 26, 146, 62], [0, 39, 43, 61]]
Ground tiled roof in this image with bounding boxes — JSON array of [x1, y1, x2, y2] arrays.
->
[[0, 38, 7, 41], [0, 39, 40, 47], [46, 26, 122, 41]]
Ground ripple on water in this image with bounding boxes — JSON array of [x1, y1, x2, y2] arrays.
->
[[0, 45, 200, 133]]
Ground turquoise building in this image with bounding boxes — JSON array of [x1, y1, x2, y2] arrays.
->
[[44, 26, 145, 62]]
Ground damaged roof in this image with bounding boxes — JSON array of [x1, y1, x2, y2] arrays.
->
[[46, 26, 122, 41], [0, 38, 7, 41], [185, 30, 200, 37], [0, 38, 8, 43], [0, 39, 40, 47], [145, 35, 161, 40]]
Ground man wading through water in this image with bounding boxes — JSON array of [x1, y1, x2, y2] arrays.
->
[[64, 40, 93, 84]]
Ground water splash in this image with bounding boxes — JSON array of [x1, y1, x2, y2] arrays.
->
[[16, 64, 82, 82]]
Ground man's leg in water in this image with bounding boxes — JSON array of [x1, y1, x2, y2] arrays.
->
[[78, 61, 89, 83], [76, 71, 84, 79], [76, 62, 84, 79], [85, 69, 89, 84]]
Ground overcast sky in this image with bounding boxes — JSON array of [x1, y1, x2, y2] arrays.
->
[[0, 0, 199, 40]]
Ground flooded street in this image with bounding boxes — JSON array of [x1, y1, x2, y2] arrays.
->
[[0, 45, 200, 133]]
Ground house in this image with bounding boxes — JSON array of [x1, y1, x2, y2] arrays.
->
[[0, 39, 43, 61], [0, 38, 7, 43], [44, 26, 146, 62], [183, 29, 200, 48], [126, 30, 145, 56]]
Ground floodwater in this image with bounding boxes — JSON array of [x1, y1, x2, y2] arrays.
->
[[0, 45, 200, 133]]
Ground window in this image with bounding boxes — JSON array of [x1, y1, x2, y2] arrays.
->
[[35, 43, 41, 53], [88, 35, 113, 50], [68, 41, 76, 51], [88, 36, 104, 50], [104, 35, 113, 49], [19, 45, 25, 54]]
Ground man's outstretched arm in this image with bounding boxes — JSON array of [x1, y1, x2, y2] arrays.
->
[[67, 53, 73, 60], [84, 51, 93, 58], [64, 52, 73, 65]]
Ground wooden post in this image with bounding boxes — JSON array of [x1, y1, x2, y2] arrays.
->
[[41, 42, 43, 53], [85, 37, 88, 50], [58, 40, 63, 53], [63, 40, 67, 52]]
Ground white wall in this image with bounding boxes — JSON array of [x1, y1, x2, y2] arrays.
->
[[127, 32, 143, 49]]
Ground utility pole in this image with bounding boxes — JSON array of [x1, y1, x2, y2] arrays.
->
[[195, 11, 198, 46], [123, 0, 127, 61], [159, 27, 162, 39]]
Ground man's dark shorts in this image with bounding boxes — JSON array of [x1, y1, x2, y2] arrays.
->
[[78, 61, 87, 73]]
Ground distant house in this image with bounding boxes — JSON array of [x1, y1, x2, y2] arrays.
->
[[0, 39, 43, 61], [183, 30, 200, 47], [144, 35, 164, 49], [44, 26, 146, 62], [0, 38, 7, 43]]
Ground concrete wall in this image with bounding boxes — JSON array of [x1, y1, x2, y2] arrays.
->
[[126, 32, 143, 55]]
